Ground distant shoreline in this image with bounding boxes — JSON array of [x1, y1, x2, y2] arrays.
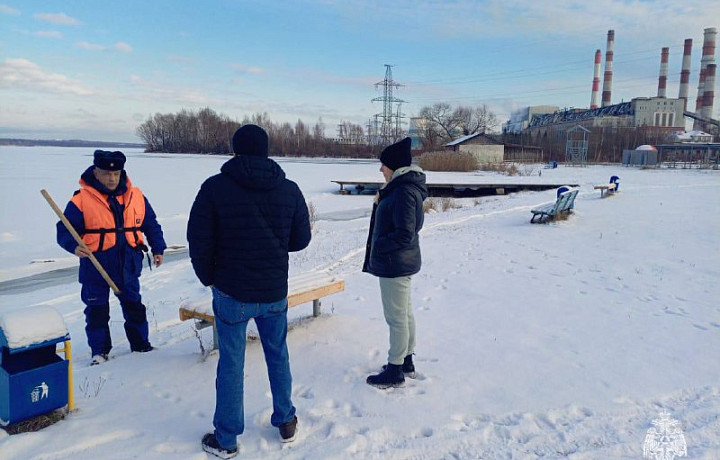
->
[[0, 138, 146, 149]]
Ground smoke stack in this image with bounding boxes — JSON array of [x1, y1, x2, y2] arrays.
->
[[701, 64, 716, 121], [678, 39, 692, 108], [658, 47, 669, 98], [590, 49, 602, 109], [601, 30, 615, 107], [695, 27, 717, 129], [695, 67, 706, 122]]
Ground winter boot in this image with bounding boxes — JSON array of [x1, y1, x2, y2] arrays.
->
[[201, 433, 237, 459], [367, 363, 405, 389], [90, 353, 109, 366], [279, 416, 298, 443], [383, 354, 416, 379]]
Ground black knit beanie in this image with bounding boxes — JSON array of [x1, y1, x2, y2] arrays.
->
[[232, 124, 268, 157], [380, 137, 412, 171]]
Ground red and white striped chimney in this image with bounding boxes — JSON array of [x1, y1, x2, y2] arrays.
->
[[695, 67, 706, 123], [590, 49, 601, 109], [678, 38, 692, 108], [701, 63, 716, 121], [657, 47, 669, 98], [695, 27, 717, 128], [601, 30, 615, 107]]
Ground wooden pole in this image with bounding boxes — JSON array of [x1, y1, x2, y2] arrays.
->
[[40, 189, 121, 294]]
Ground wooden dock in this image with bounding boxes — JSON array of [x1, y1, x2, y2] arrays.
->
[[332, 180, 579, 197]]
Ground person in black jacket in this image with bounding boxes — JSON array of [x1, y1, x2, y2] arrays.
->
[[363, 137, 428, 389], [187, 124, 311, 459]]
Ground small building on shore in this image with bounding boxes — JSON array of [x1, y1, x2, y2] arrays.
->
[[445, 133, 504, 163], [444, 133, 543, 163]]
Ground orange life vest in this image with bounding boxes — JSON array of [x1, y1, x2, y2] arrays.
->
[[71, 177, 146, 252]]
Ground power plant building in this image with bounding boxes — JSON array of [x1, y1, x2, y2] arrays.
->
[[502, 105, 559, 134], [525, 96, 684, 136], [512, 27, 717, 139]]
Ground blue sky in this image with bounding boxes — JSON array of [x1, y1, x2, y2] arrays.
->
[[1, 0, 717, 142]]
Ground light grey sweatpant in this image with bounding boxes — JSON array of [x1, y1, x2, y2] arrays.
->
[[379, 276, 415, 365]]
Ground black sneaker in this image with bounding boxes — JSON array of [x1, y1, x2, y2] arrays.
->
[[367, 363, 405, 389], [279, 416, 298, 443], [133, 345, 154, 353], [201, 433, 237, 459], [382, 354, 416, 379]]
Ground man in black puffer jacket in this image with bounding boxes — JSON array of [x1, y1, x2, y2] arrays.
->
[[363, 137, 428, 389], [188, 124, 310, 458]]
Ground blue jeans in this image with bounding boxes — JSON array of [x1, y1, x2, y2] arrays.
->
[[211, 287, 296, 449]]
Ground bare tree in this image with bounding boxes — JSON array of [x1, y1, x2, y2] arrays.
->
[[419, 103, 460, 141], [455, 104, 498, 136], [417, 103, 499, 150]]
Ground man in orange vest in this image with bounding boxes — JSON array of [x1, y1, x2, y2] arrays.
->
[[57, 150, 166, 365]]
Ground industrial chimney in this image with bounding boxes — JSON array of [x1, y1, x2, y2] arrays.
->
[[695, 27, 717, 129], [590, 49, 602, 109], [678, 39, 692, 109], [700, 28, 717, 122], [601, 30, 615, 107], [701, 64, 716, 121], [657, 47, 669, 98]]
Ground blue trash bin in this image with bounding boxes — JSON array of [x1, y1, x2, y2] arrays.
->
[[0, 306, 69, 426]]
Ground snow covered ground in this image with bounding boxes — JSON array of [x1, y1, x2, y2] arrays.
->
[[0, 146, 718, 459]]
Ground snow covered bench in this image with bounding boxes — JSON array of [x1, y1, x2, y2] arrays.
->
[[593, 175, 620, 197], [179, 272, 345, 350], [530, 187, 579, 223]]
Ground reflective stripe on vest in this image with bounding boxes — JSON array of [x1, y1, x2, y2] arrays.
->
[[71, 181, 146, 252]]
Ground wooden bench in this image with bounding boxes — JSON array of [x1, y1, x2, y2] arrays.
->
[[179, 272, 345, 350], [530, 188, 579, 223], [594, 175, 620, 197], [593, 182, 617, 197]]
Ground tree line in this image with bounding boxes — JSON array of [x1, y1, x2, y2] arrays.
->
[[136, 108, 379, 157], [135, 103, 500, 156], [136, 104, 677, 163]]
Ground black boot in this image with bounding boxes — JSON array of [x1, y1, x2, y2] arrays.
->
[[367, 363, 405, 389], [382, 354, 416, 379]]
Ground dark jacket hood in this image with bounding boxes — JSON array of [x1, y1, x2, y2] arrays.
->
[[80, 165, 128, 196], [380, 168, 429, 201], [220, 155, 286, 190]]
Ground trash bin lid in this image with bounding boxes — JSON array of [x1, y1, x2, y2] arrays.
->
[[0, 306, 69, 352]]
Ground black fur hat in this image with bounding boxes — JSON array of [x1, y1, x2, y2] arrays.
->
[[380, 137, 412, 171], [232, 124, 269, 157], [93, 150, 126, 171]]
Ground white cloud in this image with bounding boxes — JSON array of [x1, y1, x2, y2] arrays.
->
[[114, 42, 132, 53], [0, 4, 20, 15], [76, 41, 105, 51], [34, 12, 81, 26], [231, 64, 266, 75], [323, 0, 720, 45], [168, 55, 196, 64], [0, 58, 93, 95], [34, 30, 64, 39]]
